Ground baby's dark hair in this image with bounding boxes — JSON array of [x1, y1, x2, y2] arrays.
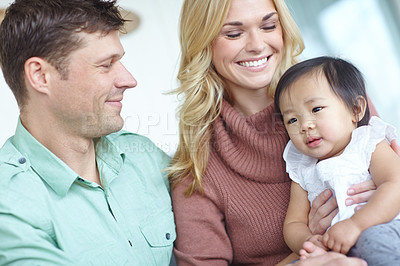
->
[[274, 56, 370, 127]]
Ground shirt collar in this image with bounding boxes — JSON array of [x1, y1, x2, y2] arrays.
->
[[12, 119, 125, 197], [94, 136, 125, 188]]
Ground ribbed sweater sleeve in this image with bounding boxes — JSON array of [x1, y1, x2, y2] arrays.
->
[[172, 177, 232, 265]]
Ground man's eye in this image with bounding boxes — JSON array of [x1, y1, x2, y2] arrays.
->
[[312, 107, 323, 113], [287, 118, 297, 124]]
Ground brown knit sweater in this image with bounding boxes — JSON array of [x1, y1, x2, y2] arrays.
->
[[172, 100, 292, 265]]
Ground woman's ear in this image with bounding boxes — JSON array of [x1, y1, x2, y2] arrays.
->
[[352, 96, 367, 123], [24, 57, 51, 95]]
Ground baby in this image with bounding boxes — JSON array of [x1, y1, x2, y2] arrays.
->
[[274, 56, 400, 265]]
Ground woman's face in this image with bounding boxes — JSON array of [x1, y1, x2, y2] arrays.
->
[[212, 0, 283, 96]]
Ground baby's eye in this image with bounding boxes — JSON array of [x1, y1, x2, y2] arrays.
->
[[312, 107, 323, 113], [287, 118, 297, 124]]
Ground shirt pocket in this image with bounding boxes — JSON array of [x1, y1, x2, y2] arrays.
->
[[140, 210, 176, 247]]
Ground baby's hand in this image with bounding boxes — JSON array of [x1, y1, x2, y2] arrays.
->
[[299, 235, 329, 260], [299, 241, 328, 260], [307, 234, 327, 251], [322, 219, 362, 254]]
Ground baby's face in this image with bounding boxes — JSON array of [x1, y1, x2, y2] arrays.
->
[[279, 74, 358, 161]]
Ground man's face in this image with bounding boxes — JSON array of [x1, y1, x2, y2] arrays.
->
[[49, 30, 137, 138]]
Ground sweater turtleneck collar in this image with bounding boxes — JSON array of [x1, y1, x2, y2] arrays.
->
[[212, 99, 289, 183]]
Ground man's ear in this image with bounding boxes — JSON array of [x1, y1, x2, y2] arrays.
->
[[24, 57, 52, 95], [352, 96, 367, 123]]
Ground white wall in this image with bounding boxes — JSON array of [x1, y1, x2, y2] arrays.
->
[[0, 0, 183, 156], [117, 0, 183, 156], [295, 0, 400, 133]]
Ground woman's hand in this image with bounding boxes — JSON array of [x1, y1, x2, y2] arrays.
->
[[308, 190, 338, 235], [346, 180, 377, 211], [290, 242, 367, 266], [290, 252, 367, 266], [310, 179, 378, 233]]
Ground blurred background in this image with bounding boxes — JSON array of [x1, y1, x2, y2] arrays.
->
[[0, 0, 399, 156]]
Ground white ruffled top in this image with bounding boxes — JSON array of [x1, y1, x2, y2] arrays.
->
[[283, 116, 398, 225]]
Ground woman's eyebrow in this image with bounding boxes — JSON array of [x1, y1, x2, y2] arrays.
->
[[262, 12, 278, 21], [223, 12, 277, 27], [223, 21, 243, 27]]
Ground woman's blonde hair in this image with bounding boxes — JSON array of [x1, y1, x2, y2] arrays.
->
[[168, 0, 304, 196]]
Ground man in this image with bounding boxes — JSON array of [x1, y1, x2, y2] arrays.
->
[[0, 0, 175, 265]]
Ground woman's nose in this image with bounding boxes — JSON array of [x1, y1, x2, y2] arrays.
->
[[245, 31, 265, 54]]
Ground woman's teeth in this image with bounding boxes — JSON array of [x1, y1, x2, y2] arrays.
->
[[239, 57, 268, 67]]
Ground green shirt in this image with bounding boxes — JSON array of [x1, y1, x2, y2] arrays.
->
[[0, 120, 175, 265]]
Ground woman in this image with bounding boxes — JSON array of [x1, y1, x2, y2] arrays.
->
[[168, 0, 382, 264]]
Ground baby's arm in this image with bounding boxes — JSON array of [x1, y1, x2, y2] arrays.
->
[[284, 182, 325, 253], [322, 140, 400, 254]]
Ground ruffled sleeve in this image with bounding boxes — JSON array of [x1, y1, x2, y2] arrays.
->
[[283, 141, 317, 189], [369, 116, 397, 142], [359, 116, 397, 167]]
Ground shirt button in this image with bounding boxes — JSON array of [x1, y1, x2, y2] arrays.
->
[[166, 233, 171, 240], [18, 157, 26, 164]]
